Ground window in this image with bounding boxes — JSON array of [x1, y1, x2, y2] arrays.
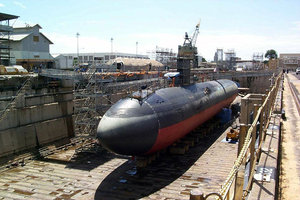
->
[[89, 56, 93, 61], [33, 36, 39, 42], [94, 57, 103, 61], [34, 55, 40, 58], [105, 55, 109, 60]]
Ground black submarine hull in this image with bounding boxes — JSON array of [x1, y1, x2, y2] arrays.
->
[[97, 79, 238, 155]]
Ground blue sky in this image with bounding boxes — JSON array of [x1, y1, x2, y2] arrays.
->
[[1, 0, 300, 60]]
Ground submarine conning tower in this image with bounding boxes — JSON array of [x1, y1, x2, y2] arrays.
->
[[177, 22, 200, 86]]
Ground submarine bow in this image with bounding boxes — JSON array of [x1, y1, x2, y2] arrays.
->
[[97, 79, 238, 156]]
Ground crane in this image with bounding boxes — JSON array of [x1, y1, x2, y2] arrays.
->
[[183, 21, 200, 47]]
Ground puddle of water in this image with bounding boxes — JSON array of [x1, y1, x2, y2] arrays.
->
[[126, 168, 137, 176], [119, 179, 127, 183]]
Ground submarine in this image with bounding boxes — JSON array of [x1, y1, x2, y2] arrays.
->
[[97, 79, 238, 156]]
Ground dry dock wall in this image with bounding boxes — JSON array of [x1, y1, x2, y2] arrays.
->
[[0, 86, 74, 158]]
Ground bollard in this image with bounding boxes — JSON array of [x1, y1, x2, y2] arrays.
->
[[190, 189, 205, 200]]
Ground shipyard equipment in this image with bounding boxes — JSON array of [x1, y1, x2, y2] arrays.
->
[[226, 128, 239, 141]]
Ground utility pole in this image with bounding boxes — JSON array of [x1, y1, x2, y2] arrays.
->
[[76, 32, 80, 64], [136, 41, 138, 56], [110, 37, 114, 60], [111, 37, 113, 53]]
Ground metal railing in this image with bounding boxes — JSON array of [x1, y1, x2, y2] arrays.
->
[[190, 72, 282, 200]]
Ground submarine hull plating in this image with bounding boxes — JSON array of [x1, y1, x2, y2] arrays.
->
[[97, 79, 238, 156]]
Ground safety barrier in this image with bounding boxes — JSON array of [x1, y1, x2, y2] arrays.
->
[[190, 72, 282, 200]]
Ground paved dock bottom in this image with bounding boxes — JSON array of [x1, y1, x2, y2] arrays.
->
[[279, 74, 300, 200], [0, 123, 239, 199]]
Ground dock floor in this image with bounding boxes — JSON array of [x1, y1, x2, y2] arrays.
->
[[0, 122, 239, 200]]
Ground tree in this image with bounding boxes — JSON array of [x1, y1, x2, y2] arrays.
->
[[202, 57, 207, 62], [265, 49, 278, 60]]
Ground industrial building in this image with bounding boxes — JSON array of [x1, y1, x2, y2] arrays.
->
[[53, 52, 149, 70], [279, 53, 300, 70], [2, 24, 54, 71]]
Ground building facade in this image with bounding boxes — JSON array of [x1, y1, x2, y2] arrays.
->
[[279, 53, 300, 71], [3, 24, 54, 71], [53, 52, 149, 70]]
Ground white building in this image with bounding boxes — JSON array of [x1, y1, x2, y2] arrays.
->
[[53, 52, 149, 70], [235, 60, 263, 71], [3, 24, 54, 70]]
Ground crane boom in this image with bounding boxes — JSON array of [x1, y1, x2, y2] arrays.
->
[[191, 21, 200, 47]]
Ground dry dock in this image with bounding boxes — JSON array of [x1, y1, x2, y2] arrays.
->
[[0, 71, 283, 200], [0, 122, 238, 200]]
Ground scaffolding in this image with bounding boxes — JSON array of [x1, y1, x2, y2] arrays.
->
[[0, 13, 19, 66], [148, 46, 177, 69], [252, 52, 264, 70], [224, 49, 237, 70], [252, 52, 263, 62], [73, 63, 166, 138]]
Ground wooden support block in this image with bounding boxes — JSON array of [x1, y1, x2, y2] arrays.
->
[[191, 132, 205, 139], [169, 144, 187, 155], [181, 138, 195, 147], [136, 159, 148, 168], [187, 135, 199, 144]]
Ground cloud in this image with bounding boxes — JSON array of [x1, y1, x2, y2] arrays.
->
[[46, 32, 111, 54], [0, 3, 4, 7], [13, 1, 26, 9]]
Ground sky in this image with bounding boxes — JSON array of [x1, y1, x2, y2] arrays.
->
[[1, 0, 300, 60]]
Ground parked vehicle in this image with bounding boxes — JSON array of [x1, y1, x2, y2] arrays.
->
[[296, 67, 300, 75]]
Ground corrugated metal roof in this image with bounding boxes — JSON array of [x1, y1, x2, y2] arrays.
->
[[10, 34, 30, 41], [2, 33, 30, 41], [0, 13, 19, 21], [1, 32, 53, 44]]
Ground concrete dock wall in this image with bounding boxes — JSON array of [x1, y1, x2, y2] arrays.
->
[[0, 102, 73, 131], [0, 117, 71, 157], [233, 76, 272, 93], [0, 88, 74, 158]]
